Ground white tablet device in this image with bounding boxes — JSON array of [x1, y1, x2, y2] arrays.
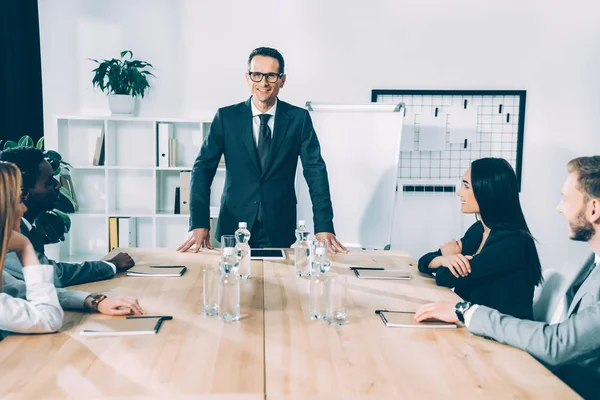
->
[[250, 249, 286, 260]]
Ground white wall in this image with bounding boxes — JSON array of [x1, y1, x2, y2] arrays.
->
[[38, 0, 600, 277]]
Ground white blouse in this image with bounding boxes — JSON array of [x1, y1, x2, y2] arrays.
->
[[0, 264, 63, 334]]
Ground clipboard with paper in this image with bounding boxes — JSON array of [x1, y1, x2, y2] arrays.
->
[[375, 310, 457, 329]]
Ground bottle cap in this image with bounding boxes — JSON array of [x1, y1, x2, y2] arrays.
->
[[239, 222, 247, 229], [298, 220, 306, 226]]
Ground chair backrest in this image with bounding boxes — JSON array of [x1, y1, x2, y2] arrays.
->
[[533, 269, 567, 323]]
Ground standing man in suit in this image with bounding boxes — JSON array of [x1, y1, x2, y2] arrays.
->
[[0, 147, 135, 287], [177, 47, 347, 253], [414, 155, 600, 398]]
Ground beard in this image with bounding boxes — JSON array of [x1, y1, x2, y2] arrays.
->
[[569, 209, 595, 242]]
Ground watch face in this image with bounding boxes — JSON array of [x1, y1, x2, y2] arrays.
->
[[456, 301, 471, 313]]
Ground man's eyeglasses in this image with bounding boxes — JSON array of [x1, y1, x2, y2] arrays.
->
[[248, 71, 283, 83]]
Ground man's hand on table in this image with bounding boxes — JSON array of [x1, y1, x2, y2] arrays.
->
[[315, 232, 349, 254]]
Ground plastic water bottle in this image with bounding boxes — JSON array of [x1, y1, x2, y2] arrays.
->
[[311, 244, 331, 274], [309, 243, 330, 320], [235, 222, 252, 280], [220, 245, 239, 274], [308, 237, 318, 271], [219, 271, 240, 322], [309, 272, 327, 320], [294, 220, 311, 277]]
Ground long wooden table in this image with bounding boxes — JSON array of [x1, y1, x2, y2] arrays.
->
[[0, 249, 579, 399]]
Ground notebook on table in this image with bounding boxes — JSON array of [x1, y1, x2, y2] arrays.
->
[[376, 310, 457, 328], [79, 316, 173, 336], [126, 265, 187, 277], [354, 269, 412, 280]]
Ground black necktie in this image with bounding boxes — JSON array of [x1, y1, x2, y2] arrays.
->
[[257, 114, 272, 171]]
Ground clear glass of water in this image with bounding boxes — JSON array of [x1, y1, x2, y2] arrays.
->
[[221, 235, 237, 254], [220, 235, 239, 274], [309, 272, 327, 320], [203, 268, 219, 316], [219, 272, 240, 322], [326, 276, 347, 326], [312, 239, 331, 274]]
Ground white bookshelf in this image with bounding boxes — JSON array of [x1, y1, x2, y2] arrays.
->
[[51, 115, 223, 261]]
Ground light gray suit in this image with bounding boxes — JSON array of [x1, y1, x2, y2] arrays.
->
[[469, 253, 600, 399]]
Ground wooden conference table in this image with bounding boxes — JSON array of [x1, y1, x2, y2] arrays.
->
[[0, 249, 578, 399]]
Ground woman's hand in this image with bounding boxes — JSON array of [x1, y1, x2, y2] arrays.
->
[[7, 231, 31, 253], [7, 231, 40, 267], [440, 239, 462, 256], [439, 254, 473, 277]]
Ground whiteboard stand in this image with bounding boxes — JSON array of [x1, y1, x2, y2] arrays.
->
[[296, 102, 404, 250]]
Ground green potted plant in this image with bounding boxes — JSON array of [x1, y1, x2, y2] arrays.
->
[[89, 50, 155, 115], [2, 136, 78, 244]]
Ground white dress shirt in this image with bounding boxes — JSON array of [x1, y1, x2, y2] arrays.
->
[[464, 305, 479, 327], [21, 217, 117, 274], [250, 97, 277, 146], [0, 264, 63, 335]]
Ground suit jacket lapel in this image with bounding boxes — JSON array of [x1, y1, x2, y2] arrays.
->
[[567, 254, 597, 317], [19, 220, 30, 235], [239, 98, 262, 175], [20, 219, 45, 254], [263, 100, 290, 176]]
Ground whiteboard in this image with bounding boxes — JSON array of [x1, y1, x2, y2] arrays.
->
[[296, 102, 404, 249]]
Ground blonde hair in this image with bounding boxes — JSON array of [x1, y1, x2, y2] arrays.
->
[[568, 156, 600, 200], [0, 161, 23, 287]]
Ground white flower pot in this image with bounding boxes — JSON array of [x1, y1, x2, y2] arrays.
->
[[108, 94, 136, 115]]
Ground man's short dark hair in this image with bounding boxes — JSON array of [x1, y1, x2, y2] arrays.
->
[[0, 147, 45, 190], [247, 47, 285, 74]]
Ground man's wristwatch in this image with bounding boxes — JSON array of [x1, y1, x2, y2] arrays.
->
[[455, 301, 472, 323], [88, 293, 107, 311]]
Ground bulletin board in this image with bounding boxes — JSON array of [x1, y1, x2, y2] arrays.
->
[[371, 90, 526, 189]]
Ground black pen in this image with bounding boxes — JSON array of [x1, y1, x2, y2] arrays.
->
[[349, 267, 385, 270], [375, 310, 413, 314], [126, 315, 173, 320], [150, 266, 185, 269], [375, 310, 390, 324]]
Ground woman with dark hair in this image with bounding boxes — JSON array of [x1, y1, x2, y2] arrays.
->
[[418, 158, 542, 320]]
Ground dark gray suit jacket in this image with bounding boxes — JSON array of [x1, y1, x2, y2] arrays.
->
[[3, 220, 115, 288], [189, 98, 335, 247], [469, 253, 600, 399]]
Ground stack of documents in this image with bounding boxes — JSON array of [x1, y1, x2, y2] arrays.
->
[[376, 310, 457, 329]]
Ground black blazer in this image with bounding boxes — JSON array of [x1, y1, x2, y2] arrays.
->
[[189, 98, 335, 247], [418, 221, 538, 320]]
